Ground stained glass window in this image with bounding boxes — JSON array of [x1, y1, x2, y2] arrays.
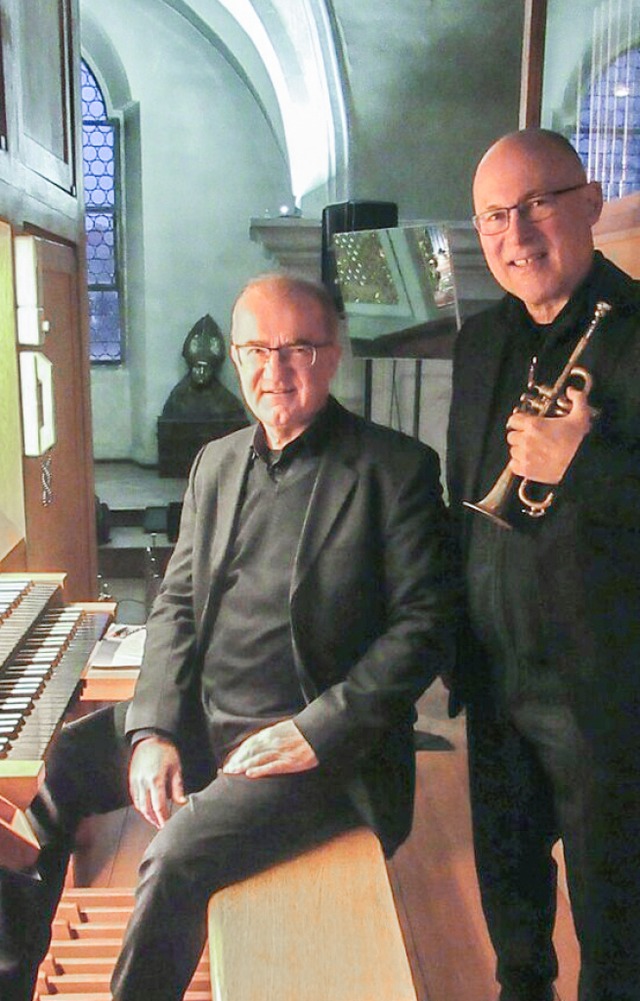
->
[[573, 46, 640, 200], [81, 61, 123, 362], [543, 0, 640, 201]]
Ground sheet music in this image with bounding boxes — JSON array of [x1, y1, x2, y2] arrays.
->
[[89, 624, 146, 668]]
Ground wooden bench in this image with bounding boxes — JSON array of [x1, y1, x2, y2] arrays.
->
[[207, 826, 418, 1001]]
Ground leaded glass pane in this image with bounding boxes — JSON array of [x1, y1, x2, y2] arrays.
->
[[81, 59, 122, 363], [81, 62, 106, 120], [83, 124, 115, 208], [86, 211, 116, 284], [573, 47, 640, 199], [543, 0, 640, 200], [88, 290, 121, 362]]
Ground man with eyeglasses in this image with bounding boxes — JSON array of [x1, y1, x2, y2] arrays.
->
[[447, 128, 640, 1000], [0, 274, 456, 1000]]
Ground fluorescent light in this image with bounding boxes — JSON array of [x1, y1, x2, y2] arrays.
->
[[14, 237, 46, 346], [19, 352, 56, 456]]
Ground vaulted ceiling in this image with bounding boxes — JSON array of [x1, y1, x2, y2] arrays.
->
[[82, 0, 523, 213]]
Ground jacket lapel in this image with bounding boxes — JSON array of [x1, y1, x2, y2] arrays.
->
[[210, 442, 252, 569], [463, 308, 512, 500], [290, 442, 358, 600], [198, 433, 253, 645], [288, 440, 357, 703]]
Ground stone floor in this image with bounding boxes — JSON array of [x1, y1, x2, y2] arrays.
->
[[93, 461, 186, 623], [94, 460, 186, 512]]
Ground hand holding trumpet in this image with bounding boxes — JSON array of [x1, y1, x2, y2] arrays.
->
[[464, 301, 610, 526], [506, 385, 595, 485]]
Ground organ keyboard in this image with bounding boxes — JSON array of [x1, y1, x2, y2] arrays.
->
[[0, 573, 114, 809]]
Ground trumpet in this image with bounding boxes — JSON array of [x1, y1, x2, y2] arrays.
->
[[463, 299, 612, 530]]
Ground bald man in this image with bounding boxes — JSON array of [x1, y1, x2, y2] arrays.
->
[[0, 275, 455, 1001], [447, 128, 640, 1001]]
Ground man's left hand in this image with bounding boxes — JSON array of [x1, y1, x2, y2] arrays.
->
[[222, 720, 319, 778], [506, 386, 594, 484]]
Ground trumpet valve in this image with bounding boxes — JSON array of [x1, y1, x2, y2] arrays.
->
[[552, 396, 572, 416], [518, 384, 552, 414]]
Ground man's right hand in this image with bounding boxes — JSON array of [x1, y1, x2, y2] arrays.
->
[[506, 386, 594, 484], [128, 736, 187, 829]]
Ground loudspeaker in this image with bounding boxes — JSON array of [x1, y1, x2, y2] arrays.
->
[[321, 200, 398, 309], [167, 501, 183, 544], [95, 495, 111, 545]]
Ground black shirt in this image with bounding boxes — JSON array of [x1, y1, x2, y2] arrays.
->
[[201, 406, 334, 759], [466, 269, 596, 703]]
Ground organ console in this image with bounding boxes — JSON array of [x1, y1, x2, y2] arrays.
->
[[0, 573, 114, 812]]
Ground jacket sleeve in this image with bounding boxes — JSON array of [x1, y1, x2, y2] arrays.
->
[[550, 312, 640, 528], [124, 449, 204, 739], [293, 447, 458, 760]]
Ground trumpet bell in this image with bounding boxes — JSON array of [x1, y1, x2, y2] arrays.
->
[[463, 463, 517, 530], [463, 498, 513, 531]]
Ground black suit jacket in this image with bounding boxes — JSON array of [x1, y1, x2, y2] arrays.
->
[[447, 253, 640, 757], [126, 400, 455, 855]]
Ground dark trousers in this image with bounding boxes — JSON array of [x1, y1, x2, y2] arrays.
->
[[467, 696, 640, 1001], [0, 704, 358, 1001]]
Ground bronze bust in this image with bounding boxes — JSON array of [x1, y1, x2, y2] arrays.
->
[[161, 314, 246, 422]]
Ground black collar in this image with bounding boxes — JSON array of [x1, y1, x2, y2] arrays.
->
[[504, 250, 640, 340], [250, 399, 338, 471]]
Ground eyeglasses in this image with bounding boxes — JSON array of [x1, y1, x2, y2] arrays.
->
[[472, 183, 589, 236], [232, 341, 333, 371]]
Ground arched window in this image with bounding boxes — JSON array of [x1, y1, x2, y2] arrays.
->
[[574, 45, 640, 200], [81, 60, 123, 363]]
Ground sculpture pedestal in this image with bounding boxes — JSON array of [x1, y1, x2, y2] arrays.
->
[[157, 416, 248, 478]]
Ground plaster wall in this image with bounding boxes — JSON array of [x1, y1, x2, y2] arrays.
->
[[370, 358, 452, 478], [84, 0, 523, 464], [328, 0, 524, 221], [82, 0, 293, 463]]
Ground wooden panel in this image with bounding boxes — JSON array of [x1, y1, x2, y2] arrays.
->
[[389, 751, 498, 1001], [0, 760, 44, 811], [80, 669, 138, 703], [0, 792, 40, 870], [73, 808, 154, 889], [18, 0, 75, 194], [0, 0, 83, 241], [519, 0, 548, 128], [22, 237, 97, 599], [0, 220, 26, 563], [0, 538, 27, 573], [208, 827, 417, 1001], [389, 743, 579, 1001], [593, 192, 640, 279], [0, 12, 7, 151]]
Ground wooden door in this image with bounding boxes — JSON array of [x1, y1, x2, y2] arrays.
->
[[21, 237, 97, 599]]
